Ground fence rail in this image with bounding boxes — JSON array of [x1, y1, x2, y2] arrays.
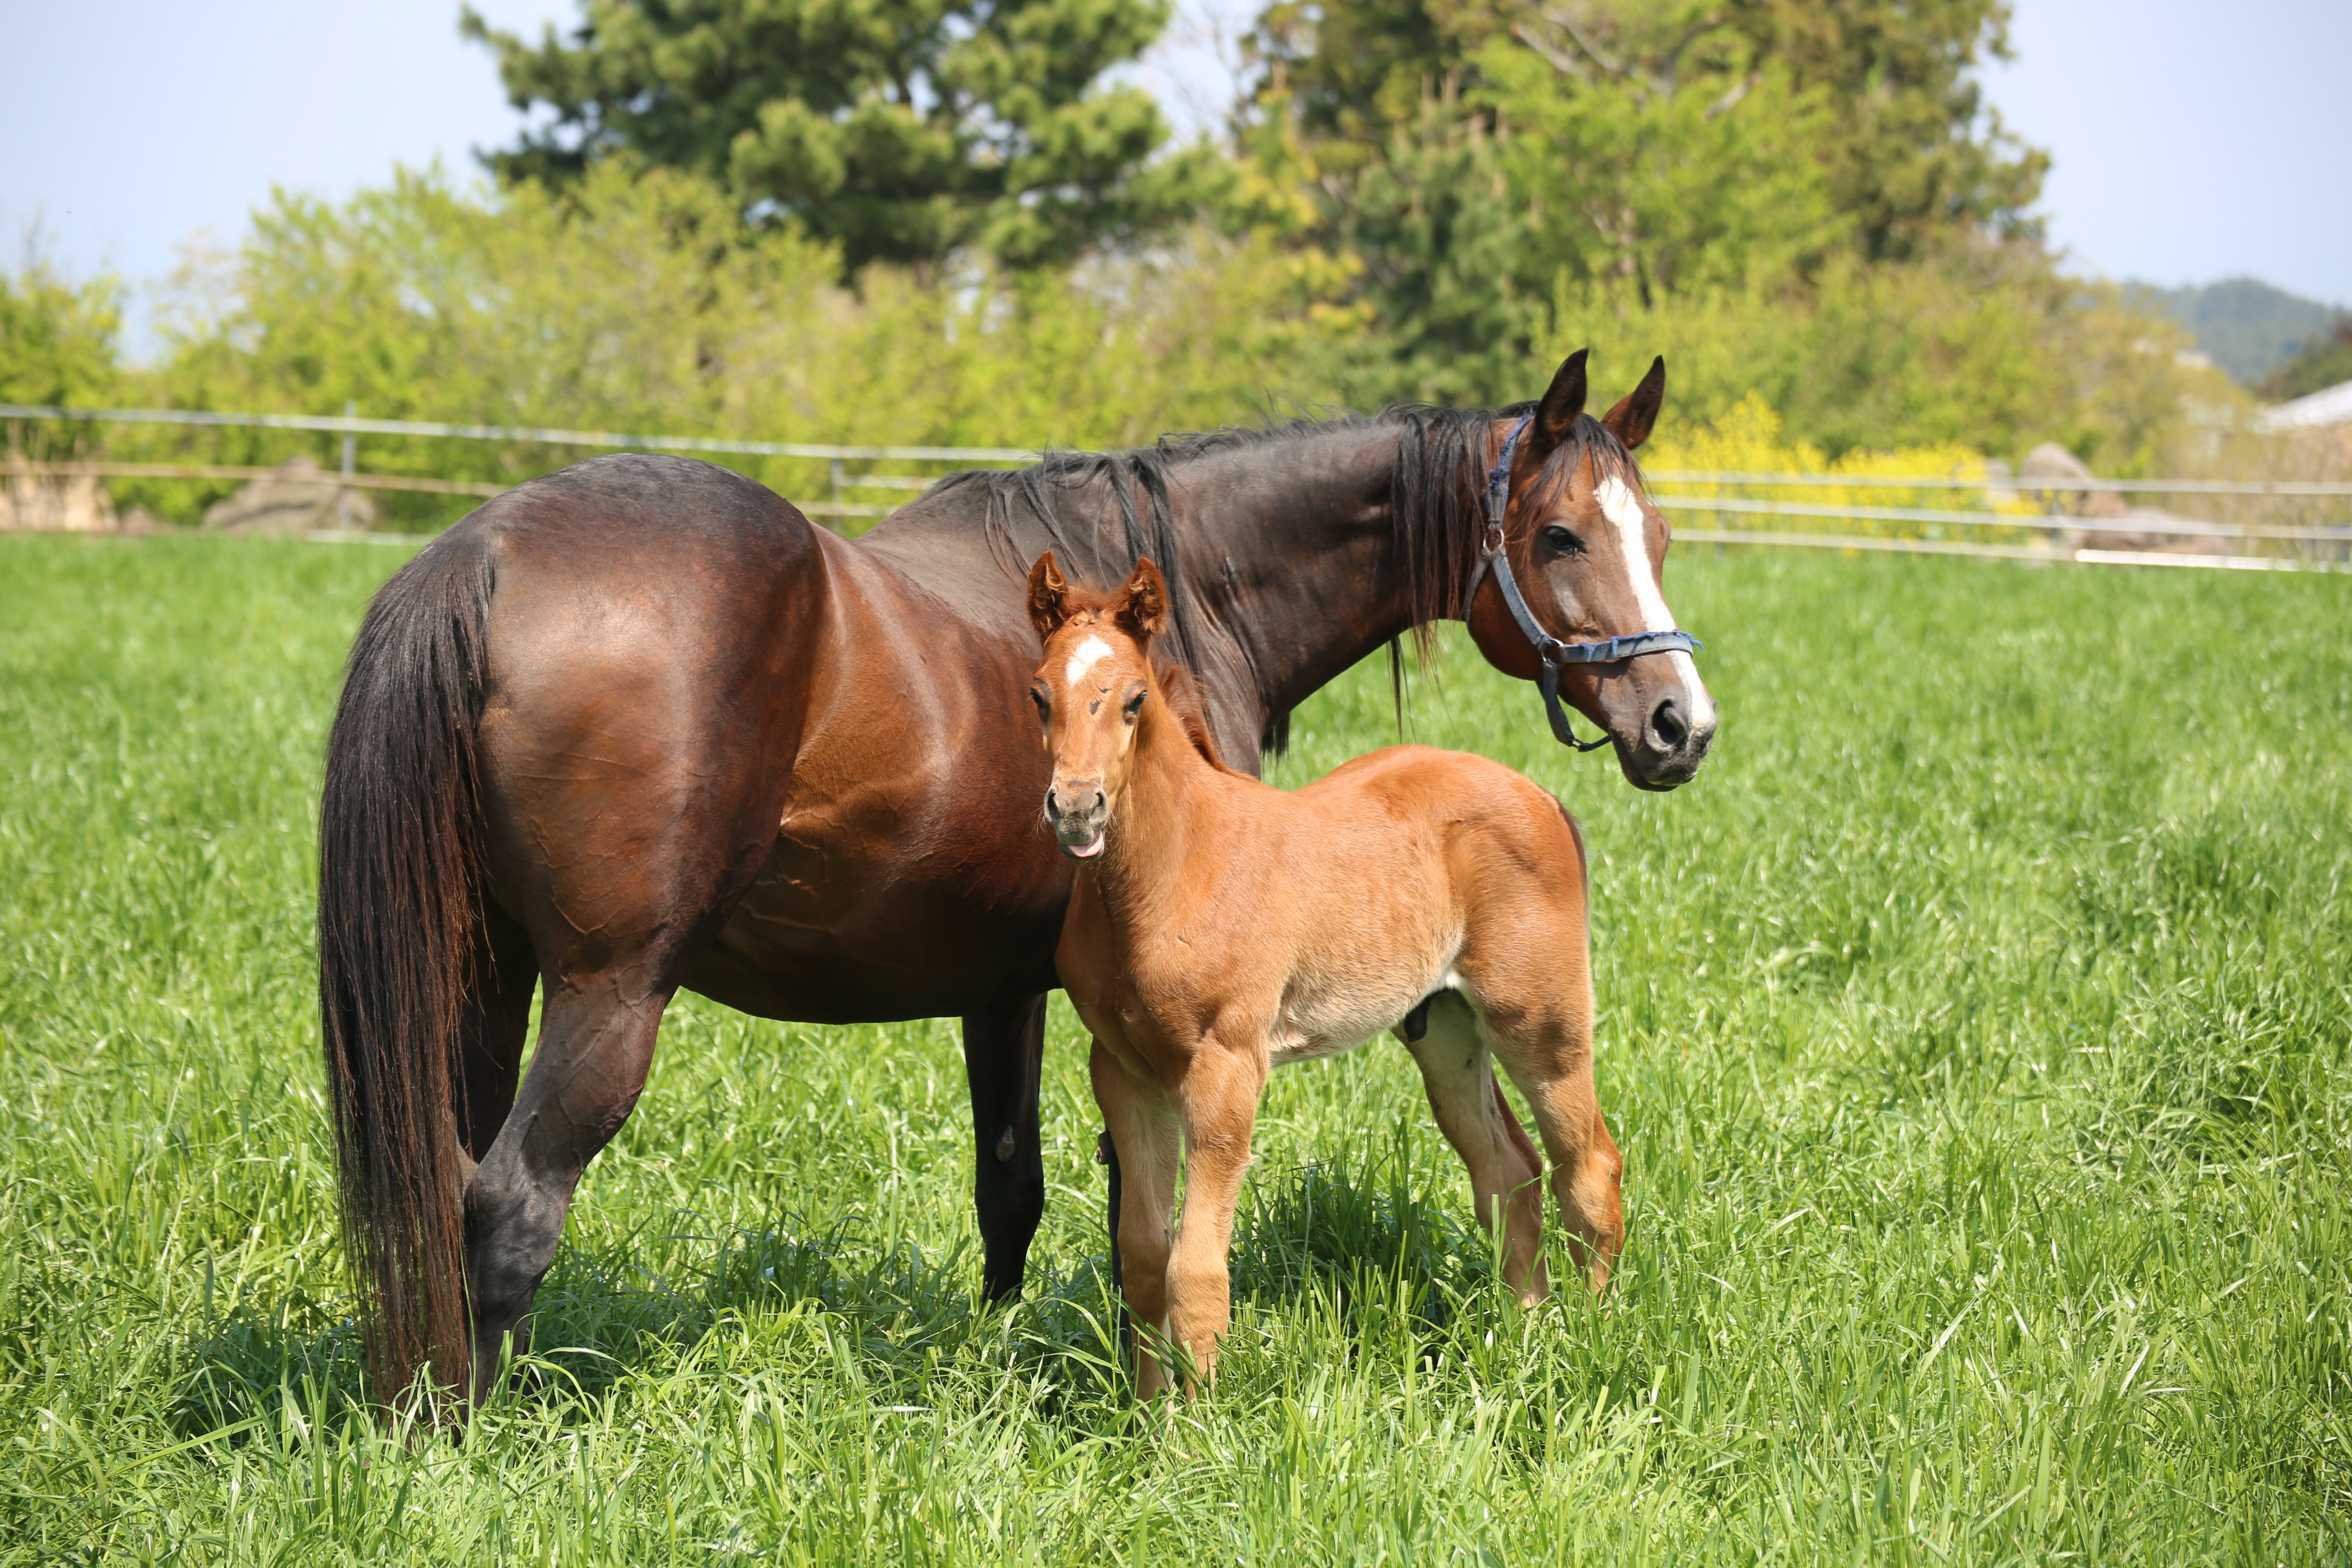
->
[[1655, 495, 2352, 543], [6, 402, 2348, 570], [0, 402, 1036, 463], [2, 459, 507, 498], [1676, 530, 2352, 573], [1650, 471, 2352, 497]]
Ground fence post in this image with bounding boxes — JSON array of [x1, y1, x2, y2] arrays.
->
[[339, 401, 356, 532]]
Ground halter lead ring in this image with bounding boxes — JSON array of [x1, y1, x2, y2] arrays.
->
[[1461, 414, 1704, 752]]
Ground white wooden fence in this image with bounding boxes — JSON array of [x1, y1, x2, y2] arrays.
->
[[5, 402, 2348, 572]]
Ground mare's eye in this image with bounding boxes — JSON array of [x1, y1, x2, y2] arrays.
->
[[1541, 526, 1585, 556]]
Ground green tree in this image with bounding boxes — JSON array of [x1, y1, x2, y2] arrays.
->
[[1246, 0, 2045, 263], [0, 262, 120, 409], [2263, 320, 2352, 403], [125, 163, 1357, 525], [1731, 0, 2045, 260], [0, 254, 122, 457], [463, 0, 1206, 273], [1250, 6, 1844, 407], [1477, 5, 1843, 297], [1323, 111, 1544, 405]]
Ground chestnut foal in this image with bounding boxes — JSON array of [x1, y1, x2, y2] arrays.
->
[[1027, 551, 1625, 1397]]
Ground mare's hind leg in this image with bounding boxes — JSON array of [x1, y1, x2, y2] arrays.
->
[[962, 995, 1048, 1301], [457, 901, 539, 1165], [464, 667, 795, 1403], [1403, 994, 1548, 1302], [463, 967, 682, 1401]]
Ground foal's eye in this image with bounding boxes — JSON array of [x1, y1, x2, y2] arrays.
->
[[1123, 690, 1147, 722], [1541, 525, 1585, 556], [1030, 687, 1050, 722]]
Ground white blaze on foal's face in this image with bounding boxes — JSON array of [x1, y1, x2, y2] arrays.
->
[[1065, 634, 1114, 690]]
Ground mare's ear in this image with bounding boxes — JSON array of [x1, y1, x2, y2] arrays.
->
[[1531, 347, 1590, 455], [1117, 557, 1169, 640], [1027, 551, 1074, 641], [1600, 356, 1666, 450]]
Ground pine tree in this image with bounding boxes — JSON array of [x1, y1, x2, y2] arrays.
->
[[463, 0, 1206, 274]]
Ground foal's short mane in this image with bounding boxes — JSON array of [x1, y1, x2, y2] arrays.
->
[[1152, 659, 1237, 775], [935, 404, 1641, 753]]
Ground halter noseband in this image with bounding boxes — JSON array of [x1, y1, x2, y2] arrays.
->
[[1460, 413, 1704, 752]]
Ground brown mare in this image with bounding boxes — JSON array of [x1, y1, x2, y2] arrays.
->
[[1028, 552, 1622, 1396], [317, 348, 1713, 1403]]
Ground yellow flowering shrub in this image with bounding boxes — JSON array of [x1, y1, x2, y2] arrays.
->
[[1642, 391, 2039, 541]]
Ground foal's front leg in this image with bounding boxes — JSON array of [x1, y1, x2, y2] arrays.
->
[[1090, 1040, 1181, 1398], [1167, 1042, 1267, 1393]]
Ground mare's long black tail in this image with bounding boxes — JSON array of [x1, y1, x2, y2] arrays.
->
[[318, 531, 496, 1405]]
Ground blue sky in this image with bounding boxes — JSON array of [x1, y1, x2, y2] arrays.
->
[[4, 0, 2345, 358]]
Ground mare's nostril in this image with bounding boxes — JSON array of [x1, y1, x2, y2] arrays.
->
[[1650, 697, 1688, 750]]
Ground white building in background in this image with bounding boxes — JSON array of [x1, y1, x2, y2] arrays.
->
[[2258, 379, 2352, 431]]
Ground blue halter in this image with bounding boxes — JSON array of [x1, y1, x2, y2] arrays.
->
[[1460, 414, 1704, 752]]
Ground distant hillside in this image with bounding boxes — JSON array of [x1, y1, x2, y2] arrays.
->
[[2129, 277, 2347, 384]]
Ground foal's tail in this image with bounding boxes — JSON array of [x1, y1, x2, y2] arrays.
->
[[318, 531, 497, 1405]]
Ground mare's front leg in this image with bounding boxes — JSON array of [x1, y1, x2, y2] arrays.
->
[[1166, 1041, 1267, 1393], [1090, 1039, 1181, 1398], [1402, 993, 1549, 1302], [961, 995, 1048, 1301]]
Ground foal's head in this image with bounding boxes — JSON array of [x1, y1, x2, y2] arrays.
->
[[1025, 552, 1169, 860]]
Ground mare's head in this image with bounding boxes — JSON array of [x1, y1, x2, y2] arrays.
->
[[1025, 551, 1169, 860], [1467, 351, 1716, 790]]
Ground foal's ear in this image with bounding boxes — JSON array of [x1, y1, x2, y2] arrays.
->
[[1532, 347, 1590, 454], [1117, 557, 1169, 639], [1600, 356, 1667, 451], [1027, 551, 1074, 641]]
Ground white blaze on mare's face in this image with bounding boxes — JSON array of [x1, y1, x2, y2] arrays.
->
[[1064, 634, 1114, 688], [1593, 474, 1675, 632], [1593, 471, 1715, 726]]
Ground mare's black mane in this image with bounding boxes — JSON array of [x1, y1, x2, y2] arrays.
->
[[928, 402, 1637, 753]]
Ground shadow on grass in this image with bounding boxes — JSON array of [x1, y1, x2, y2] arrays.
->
[[1228, 1128, 1501, 1356], [168, 1284, 367, 1438], [167, 1211, 1131, 1438], [169, 1127, 1504, 1438]]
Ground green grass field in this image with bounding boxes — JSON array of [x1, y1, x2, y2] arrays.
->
[[2, 533, 2348, 1563]]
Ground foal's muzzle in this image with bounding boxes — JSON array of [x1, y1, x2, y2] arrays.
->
[[1045, 780, 1109, 860]]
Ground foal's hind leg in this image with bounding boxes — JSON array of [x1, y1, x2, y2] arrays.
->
[[1477, 998, 1624, 1290], [1403, 993, 1548, 1302]]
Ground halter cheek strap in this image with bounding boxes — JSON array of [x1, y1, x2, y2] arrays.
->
[[1462, 413, 1704, 752]]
